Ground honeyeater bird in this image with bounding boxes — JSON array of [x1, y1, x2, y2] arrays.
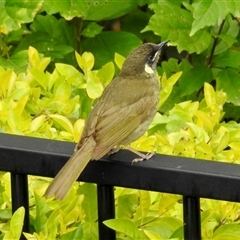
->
[[45, 41, 168, 200]]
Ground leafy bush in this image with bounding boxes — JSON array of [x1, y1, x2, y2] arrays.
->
[[1, 0, 240, 239]]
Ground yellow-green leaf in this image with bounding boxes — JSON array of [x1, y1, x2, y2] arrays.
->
[[159, 72, 182, 108], [204, 82, 216, 108], [97, 62, 115, 86], [210, 126, 229, 154], [159, 195, 178, 216], [114, 52, 125, 69], [0, 69, 16, 98], [144, 230, 163, 240], [3, 207, 25, 240], [29, 68, 48, 90], [104, 219, 146, 240], [49, 114, 74, 134], [86, 73, 104, 99], [73, 119, 85, 142], [82, 52, 94, 71], [54, 81, 71, 100], [28, 46, 50, 71], [30, 115, 46, 132], [75, 51, 94, 72], [195, 110, 214, 132], [139, 190, 151, 222]]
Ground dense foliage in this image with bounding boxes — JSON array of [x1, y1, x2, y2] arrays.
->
[[0, 0, 240, 239]]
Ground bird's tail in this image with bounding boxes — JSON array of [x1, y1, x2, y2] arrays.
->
[[44, 136, 96, 200]]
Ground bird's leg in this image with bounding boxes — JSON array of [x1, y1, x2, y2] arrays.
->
[[126, 146, 155, 163], [108, 147, 121, 155]]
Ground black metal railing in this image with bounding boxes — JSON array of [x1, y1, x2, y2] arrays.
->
[[1, 133, 240, 240]]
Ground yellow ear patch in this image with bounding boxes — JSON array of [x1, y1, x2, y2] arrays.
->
[[144, 63, 154, 74]]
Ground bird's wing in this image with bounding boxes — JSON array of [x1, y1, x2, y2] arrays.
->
[[78, 75, 158, 160], [91, 96, 150, 159]]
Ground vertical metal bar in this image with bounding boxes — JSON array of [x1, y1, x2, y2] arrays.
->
[[183, 196, 201, 240], [97, 184, 116, 240], [11, 173, 29, 239]]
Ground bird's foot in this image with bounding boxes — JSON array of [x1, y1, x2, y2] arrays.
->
[[108, 147, 120, 155], [125, 146, 155, 163], [132, 152, 155, 164]]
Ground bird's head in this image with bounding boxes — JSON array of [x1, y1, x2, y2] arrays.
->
[[120, 41, 168, 77]]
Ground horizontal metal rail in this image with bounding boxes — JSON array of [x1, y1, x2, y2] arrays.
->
[[0, 133, 240, 239]]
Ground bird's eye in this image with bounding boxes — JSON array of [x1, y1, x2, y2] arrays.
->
[[148, 55, 154, 62], [148, 51, 159, 63], [147, 51, 158, 65]]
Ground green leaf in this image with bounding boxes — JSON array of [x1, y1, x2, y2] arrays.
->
[[43, 0, 138, 21], [216, 69, 240, 105], [179, 66, 213, 96], [31, 15, 60, 37], [213, 224, 240, 240], [82, 31, 142, 69], [0, 51, 29, 73], [191, 0, 240, 36], [82, 22, 103, 38], [161, 58, 183, 78], [15, 32, 73, 60], [145, 0, 211, 54], [30, 15, 77, 61], [214, 16, 239, 55], [104, 219, 146, 240], [213, 50, 240, 68], [0, 0, 42, 33], [159, 85, 184, 113]]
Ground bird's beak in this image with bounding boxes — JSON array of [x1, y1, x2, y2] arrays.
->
[[157, 40, 169, 49]]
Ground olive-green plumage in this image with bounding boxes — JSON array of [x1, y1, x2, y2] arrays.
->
[[45, 41, 167, 200]]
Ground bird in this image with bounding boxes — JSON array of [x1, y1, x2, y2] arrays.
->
[[45, 41, 168, 200]]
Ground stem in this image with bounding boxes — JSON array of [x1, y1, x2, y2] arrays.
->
[[0, 32, 10, 59], [138, 216, 159, 228], [207, 19, 225, 66], [76, 17, 83, 53]]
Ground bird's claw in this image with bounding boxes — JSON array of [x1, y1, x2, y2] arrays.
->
[[132, 152, 155, 164]]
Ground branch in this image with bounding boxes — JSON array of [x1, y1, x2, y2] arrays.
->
[[207, 19, 226, 67]]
